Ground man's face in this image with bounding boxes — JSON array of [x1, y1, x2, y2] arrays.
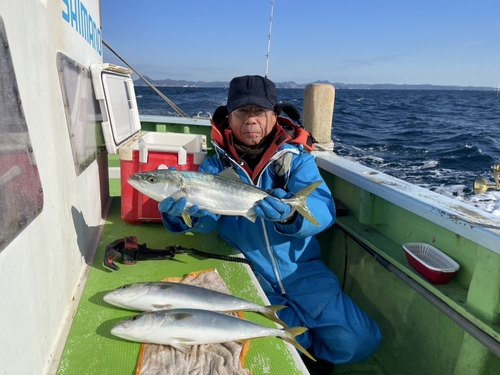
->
[[228, 106, 278, 146]]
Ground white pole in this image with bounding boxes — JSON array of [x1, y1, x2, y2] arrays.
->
[[265, 0, 275, 78]]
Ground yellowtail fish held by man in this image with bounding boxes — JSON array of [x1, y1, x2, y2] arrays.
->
[[110, 308, 315, 361], [103, 281, 288, 327], [127, 169, 321, 227]]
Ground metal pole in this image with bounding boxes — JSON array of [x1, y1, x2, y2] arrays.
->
[[336, 223, 500, 358]]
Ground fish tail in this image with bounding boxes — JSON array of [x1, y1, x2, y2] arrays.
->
[[281, 326, 316, 362], [286, 181, 322, 226], [262, 305, 288, 327]]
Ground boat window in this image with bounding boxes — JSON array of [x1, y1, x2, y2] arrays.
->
[[57, 52, 105, 175], [0, 17, 43, 253]]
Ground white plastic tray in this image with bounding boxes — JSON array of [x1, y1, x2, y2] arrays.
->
[[403, 243, 460, 272]]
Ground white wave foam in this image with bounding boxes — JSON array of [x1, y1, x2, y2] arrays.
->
[[434, 185, 500, 217], [461, 191, 500, 217], [421, 160, 438, 169], [360, 155, 384, 163]]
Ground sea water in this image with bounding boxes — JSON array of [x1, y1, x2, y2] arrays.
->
[[135, 86, 500, 216]]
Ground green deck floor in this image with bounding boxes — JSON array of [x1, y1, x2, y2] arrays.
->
[[56, 198, 306, 375]]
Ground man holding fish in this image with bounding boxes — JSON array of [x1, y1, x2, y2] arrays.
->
[[157, 75, 382, 373]]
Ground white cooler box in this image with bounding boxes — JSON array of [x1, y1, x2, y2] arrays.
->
[[91, 63, 207, 223]]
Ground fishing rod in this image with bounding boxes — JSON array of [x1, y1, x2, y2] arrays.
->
[[102, 40, 189, 118], [265, 0, 275, 78]]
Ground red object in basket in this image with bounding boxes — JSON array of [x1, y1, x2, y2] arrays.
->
[[403, 243, 460, 284]]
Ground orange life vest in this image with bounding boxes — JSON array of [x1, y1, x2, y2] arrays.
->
[[210, 116, 315, 181]]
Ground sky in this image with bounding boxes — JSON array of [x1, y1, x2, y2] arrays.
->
[[101, 0, 500, 87]]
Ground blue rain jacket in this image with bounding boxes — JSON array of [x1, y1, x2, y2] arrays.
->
[[162, 138, 339, 319]]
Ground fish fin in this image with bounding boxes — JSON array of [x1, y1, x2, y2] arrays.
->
[[157, 283, 177, 290], [170, 338, 194, 354], [151, 304, 173, 310], [181, 210, 193, 227], [262, 305, 289, 327], [236, 338, 252, 345], [245, 209, 257, 223], [285, 181, 322, 226], [171, 312, 194, 321], [281, 326, 316, 362], [218, 168, 241, 181]]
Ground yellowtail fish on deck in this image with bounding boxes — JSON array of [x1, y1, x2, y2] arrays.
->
[[127, 169, 321, 227], [110, 308, 315, 361], [103, 281, 288, 327]]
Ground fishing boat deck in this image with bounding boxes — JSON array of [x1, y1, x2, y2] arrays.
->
[[52, 192, 309, 375]]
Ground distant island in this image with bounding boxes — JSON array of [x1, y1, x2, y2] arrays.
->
[[133, 77, 495, 91]]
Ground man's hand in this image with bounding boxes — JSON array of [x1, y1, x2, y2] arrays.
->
[[158, 197, 187, 217], [254, 189, 294, 222]]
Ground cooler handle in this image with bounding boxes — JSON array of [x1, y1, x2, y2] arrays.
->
[[138, 140, 187, 165]]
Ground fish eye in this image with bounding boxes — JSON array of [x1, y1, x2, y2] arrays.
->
[[132, 316, 138, 321], [147, 176, 157, 183]]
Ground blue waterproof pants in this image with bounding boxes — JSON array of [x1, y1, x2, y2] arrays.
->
[[267, 290, 382, 364]]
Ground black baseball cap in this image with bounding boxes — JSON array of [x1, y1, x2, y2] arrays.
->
[[227, 75, 278, 112]]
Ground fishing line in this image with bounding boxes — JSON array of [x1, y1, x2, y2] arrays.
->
[[102, 40, 189, 118]]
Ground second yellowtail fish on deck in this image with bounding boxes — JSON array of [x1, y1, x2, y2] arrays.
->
[[127, 169, 322, 227], [110, 308, 315, 361], [103, 282, 288, 327]]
